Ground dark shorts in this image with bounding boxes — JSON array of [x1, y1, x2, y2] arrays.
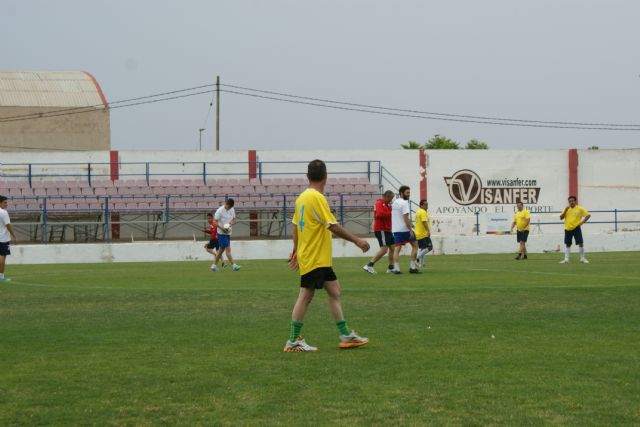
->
[[218, 234, 231, 249], [516, 230, 529, 243], [300, 267, 338, 289], [374, 230, 395, 248], [393, 231, 413, 246], [0, 242, 9, 257], [417, 237, 433, 250], [564, 227, 583, 246], [205, 239, 219, 250]]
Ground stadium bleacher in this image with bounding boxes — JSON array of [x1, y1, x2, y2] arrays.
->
[[0, 176, 380, 213]]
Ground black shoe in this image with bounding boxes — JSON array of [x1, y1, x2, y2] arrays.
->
[[515, 254, 521, 260], [523, 254, 528, 260], [409, 268, 421, 274]]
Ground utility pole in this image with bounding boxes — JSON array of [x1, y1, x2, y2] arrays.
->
[[215, 75, 220, 151], [199, 128, 205, 151]]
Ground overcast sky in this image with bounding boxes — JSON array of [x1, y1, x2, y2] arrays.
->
[[2, 0, 640, 151]]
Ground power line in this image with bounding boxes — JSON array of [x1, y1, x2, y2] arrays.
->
[[0, 89, 215, 124], [221, 83, 640, 129], [0, 83, 216, 123], [220, 89, 640, 131]]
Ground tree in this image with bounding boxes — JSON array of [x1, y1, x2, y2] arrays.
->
[[424, 135, 459, 149], [466, 139, 489, 149], [401, 141, 422, 149]]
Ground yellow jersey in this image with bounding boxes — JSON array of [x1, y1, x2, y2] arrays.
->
[[292, 189, 337, 275], [414, 208, 430, 240], [513, 209, 531, 232], [564, 205, 589, 231]]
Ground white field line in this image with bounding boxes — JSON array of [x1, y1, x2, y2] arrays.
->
[[5, 279, 639, 292], [467, 268, 640, 282]]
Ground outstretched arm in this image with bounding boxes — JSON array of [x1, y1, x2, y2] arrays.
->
[[328, 223, 370, 252]]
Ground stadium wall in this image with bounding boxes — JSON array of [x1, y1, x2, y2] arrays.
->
[[7, 231, 640, 265], [2, 148, 639, 237]]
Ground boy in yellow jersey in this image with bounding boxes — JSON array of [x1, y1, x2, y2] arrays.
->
[[414, 200, 432, 267], [510, 201, 531, 260], [559, 195, 591, 264], [284, 160, 371, 352]]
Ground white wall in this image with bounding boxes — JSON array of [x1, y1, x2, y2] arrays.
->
[[8, 231, 639, 265]]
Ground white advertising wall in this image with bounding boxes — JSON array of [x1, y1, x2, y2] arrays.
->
[[425, 150, 569, 235]]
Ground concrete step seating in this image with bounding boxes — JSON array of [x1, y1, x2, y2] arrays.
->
[[1, 177, 378, 213]]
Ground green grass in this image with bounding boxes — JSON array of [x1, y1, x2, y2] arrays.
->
[[1, 252, 640, 426]]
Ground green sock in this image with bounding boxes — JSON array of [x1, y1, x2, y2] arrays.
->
[[336, 320, 349, 336], [289, 321, 303, 342]]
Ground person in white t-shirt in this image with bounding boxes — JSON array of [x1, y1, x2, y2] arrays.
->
[[0, 196, 18, 282], [211, 198, 241, 272], [391, 186, 419, 274]]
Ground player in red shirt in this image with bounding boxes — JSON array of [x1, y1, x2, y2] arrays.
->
[[204, 213, 225, 270], [363, 190, 396, 274]]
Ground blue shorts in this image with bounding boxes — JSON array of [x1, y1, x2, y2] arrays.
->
[[374, 231, 395, 247], [516, 230, 529, 243], [0, 242, 10, 257], [564, 227, 583, 246], [205, 239, 219, 250], [393, 232, 412, 246], [417, 237, 433, 250], [218, 234, 231, 249]]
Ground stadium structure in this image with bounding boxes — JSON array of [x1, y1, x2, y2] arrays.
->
[[0, 71, 110, 151]]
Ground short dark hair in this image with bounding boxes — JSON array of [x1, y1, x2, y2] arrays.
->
[[568, 196, 577, 202], [516, 200, 524, 205], [419, 199, 427, 207], [225, 198, 235, 208], [206, 212, 213, 217], [383, 190, 394, 198], [399, 185, 410, 194], [307, 159, 327, 182], [0, 195, 6, 203]]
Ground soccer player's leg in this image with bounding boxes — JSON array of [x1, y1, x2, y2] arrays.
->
[[575, 227, 588, 263], [0, 243, 11, 282], [363, 231, 386, 274], [284, 271, 321, 352], [409, 240, 420, 274], [323, 277, 368, 349], [561, 230, 572, 263]]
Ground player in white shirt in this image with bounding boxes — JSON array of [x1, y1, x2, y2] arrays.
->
[[391, 186, 420, 274], [0, 196, 18, 282], [211, 198, 241, 272]]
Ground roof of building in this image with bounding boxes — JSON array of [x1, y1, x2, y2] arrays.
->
[[0, 71, 108, 109]]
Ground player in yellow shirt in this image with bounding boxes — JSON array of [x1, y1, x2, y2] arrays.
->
[[284, 160, 371, 352], [510, 201, 531, 260], [414, 200, 432, 267], [559, 195, 591, 264]]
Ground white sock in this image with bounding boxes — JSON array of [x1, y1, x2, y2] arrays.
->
[[564, 247, 571, 260], [0, 273, 4, 279], [410, 260, 416, 269], [579, 247, 585, 259], [394, 262, 400, 271], [417, 248, 428, 261]]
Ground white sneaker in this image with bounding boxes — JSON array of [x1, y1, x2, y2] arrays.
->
[[339, 330, 369, 349], [363, 265, 377, 274], [211, 264, 219, 272], [559, 259, 569, 264], [283, 337, 318, 352], [0, 277, 11, 282], [232, 264, 241, 271], [580, 258, 589, 264]]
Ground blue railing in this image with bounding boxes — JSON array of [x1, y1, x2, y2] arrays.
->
[[7, 192, 379, 243], [0, 160, 382, 186], [473, 209, 640, 236]]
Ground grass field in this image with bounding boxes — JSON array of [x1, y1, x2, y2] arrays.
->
[[1, 252, 640, 425]]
